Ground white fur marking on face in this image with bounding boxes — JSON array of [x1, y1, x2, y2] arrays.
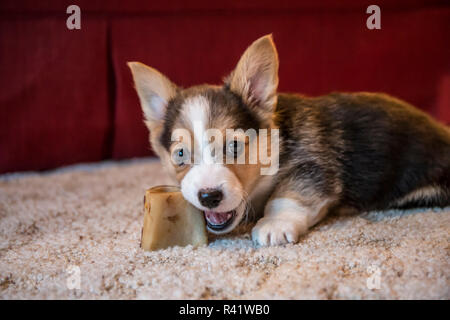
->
[[181, 95, 209, 144], [180, 95, 218, 164], [180, 164, 243, 213], [178, 95, 245, 235]]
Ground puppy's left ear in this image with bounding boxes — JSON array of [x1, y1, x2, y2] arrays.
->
[[225, 34, 279, 121]]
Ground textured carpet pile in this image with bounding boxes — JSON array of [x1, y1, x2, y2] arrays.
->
[[0, 159, 448, 299]]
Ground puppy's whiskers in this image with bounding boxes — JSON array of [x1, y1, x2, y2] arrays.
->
[[237, 187, 255, 227]]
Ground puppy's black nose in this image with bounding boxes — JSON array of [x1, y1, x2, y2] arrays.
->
[[198, 188, 223, 209]]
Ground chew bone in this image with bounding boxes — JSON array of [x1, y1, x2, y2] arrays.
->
[[141, 185, 208, 251]]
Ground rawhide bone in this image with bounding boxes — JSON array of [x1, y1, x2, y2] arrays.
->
[[141, 185, 208, 251]]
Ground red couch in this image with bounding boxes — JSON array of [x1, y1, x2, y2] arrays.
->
[[0, 0, 449, 173]]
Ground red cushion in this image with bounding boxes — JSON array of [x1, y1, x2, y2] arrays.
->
[[0, 17, 110, 173]]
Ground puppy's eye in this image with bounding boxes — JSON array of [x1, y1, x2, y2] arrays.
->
[[227, 140, 244, 158], [172, 147, 190, 166]]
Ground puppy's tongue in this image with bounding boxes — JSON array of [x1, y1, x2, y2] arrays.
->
[[204, 210, 233, 225]]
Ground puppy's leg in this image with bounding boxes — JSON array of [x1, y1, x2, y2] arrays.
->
[[252, 185, 336, 246]]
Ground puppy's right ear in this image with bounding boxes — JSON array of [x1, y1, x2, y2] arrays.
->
[[127, 62, 177, 127]]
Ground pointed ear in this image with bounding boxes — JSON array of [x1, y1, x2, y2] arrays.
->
[[225, 34, 279, 119], [127, 62, 177, 126]]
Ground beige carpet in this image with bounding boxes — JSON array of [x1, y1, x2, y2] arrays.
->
[[0, 158, 449, 299]]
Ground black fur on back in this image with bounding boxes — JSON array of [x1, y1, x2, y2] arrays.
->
[[275, 92, 450, 211]]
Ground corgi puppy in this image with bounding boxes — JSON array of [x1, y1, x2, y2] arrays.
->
[[128, 35, 450, 246]]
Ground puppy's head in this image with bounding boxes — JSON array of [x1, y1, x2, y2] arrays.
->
[[128, 35, 279, 234]]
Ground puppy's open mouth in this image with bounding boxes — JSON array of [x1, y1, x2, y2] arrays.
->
[[204, 210, 236, 231]]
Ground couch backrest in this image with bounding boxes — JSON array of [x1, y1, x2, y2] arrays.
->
[[0, 0, 449, 173]]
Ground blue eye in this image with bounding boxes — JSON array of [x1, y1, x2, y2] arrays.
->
[[172, 147, 190, 166], [227, 140, 244, 158]]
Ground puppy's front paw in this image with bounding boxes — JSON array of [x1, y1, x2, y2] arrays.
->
[[251, 217, 305, 246]]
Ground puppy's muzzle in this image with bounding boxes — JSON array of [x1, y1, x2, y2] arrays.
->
[[198, 188, 237, 231]]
